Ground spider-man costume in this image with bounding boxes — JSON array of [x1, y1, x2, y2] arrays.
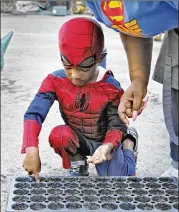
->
[[21, 18, 135, 176]]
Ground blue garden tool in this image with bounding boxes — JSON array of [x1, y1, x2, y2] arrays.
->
[[1, 31, 13, 71]]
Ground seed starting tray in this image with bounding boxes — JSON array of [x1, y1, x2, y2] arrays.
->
[[6, 176, 178, 212]]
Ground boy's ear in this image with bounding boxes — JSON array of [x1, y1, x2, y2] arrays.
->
[[98, 53, 107, 63]]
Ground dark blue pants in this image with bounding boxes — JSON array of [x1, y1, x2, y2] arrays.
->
[[96, 144, 136, 176]]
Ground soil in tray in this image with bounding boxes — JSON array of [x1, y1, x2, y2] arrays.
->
[[111, 178, 126, 182], [151, 196, 168, 203], [149, 189, 164, 195], [130, 183, 145, 189], [48, 195, 63, 202], [96, 183, 111, 188], [132, 189, 148, 195], [48, 203, 64, 210], [169, 196, 178, 202], [100, 196, 116, 202], [84, 203, 100, 210], [30, 195, 46, 202], [13, 189, 29, 195], [159, 177, 174, 183], [113, 183, 128, 189], [81, 189, 97, 196], [165, 189, 178, 196], [47, 183, 62, 188], [155, 203, 172, 211], [115, 189, 130, 195], [47, 188, 63, 195], [15, 177, 31, 182], [30, 203, 46, 210], [80, 183, 94, 189], [31, 182, 46, 188], [134, 196, 150, 203], [66, 203, 82, 210], [14, 183, 30, 189], [102, 203, 118, 210], [162, 183, 177, 189], [13, 196, 29, 203], [127, 177, 142, 183], [48, 177, 62, 182], [65, 189, 79, 195], [82, 196, 98, 202], [64, 183, 79, 188], [98, 189, 114, 196], [137, 203, 154, 210], [12, 203, 28, 210], [143, 177, 158, 183], [119, 203, 136, 210], [145, 183, 161, 189], [117, 196, 133, 202], [65, 196, 81, 202], [31, 188, 46, 195]]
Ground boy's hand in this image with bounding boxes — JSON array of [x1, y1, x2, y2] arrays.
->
[[22, 147, 41, 182], [87, 143, 114, 165]]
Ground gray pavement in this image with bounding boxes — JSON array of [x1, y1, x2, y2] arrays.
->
[[1, 14, 170, 211]]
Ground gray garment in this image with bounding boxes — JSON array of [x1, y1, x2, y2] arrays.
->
[[153, 29, 178, 90], [153, 29, 179, 169]]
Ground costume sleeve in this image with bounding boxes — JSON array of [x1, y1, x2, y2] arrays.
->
[[103, 86, 127, 148], [21, 74, 57, 153]]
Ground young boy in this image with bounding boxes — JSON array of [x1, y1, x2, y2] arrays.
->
[[22, 17, 138, 182]]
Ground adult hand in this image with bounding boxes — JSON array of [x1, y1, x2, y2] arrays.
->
[[22, 147, 41, 182], [118, 78, 148, 125], [87, 143, 114, 165]]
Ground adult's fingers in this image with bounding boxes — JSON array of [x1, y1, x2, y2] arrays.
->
[[132, 93, 144, 121], [132, 93, 144, 112], [34, 172, 40, 183]]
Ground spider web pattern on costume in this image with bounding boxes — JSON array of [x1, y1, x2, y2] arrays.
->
[[51, 72, 121, 141]]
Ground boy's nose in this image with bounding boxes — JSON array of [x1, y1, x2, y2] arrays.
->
[[71, 68, 81, 79]]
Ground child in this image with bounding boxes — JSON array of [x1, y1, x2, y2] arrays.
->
[[22, 17, 138, 182]]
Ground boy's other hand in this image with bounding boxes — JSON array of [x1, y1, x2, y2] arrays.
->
[[22, 147, 41, 182], [87, 143, 114, 165]]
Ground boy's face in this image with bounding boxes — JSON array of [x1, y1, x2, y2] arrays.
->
[[61, 54, 99, 86]]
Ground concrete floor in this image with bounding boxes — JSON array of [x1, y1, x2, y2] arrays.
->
[[1, 14, 170, 211]]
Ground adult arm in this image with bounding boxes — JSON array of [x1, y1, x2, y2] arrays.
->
[[118, 32, 153, 124]]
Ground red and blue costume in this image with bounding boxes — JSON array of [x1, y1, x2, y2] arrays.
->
[[21, 18, 135, 176]]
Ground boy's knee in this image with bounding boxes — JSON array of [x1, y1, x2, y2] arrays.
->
[[48, 125, 79, 154], [49, 125, 73, 146]]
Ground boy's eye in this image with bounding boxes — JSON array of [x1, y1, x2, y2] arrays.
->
[[61, 55, 72, 66], [80, 67, 91, 72], [64, 66, 72, 70], [79, 56, 96, 67]]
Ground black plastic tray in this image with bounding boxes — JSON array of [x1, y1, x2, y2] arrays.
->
[[6, 176, 178, 212]]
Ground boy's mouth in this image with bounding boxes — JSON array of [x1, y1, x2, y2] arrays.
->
[[72, 79, 83, 86]]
